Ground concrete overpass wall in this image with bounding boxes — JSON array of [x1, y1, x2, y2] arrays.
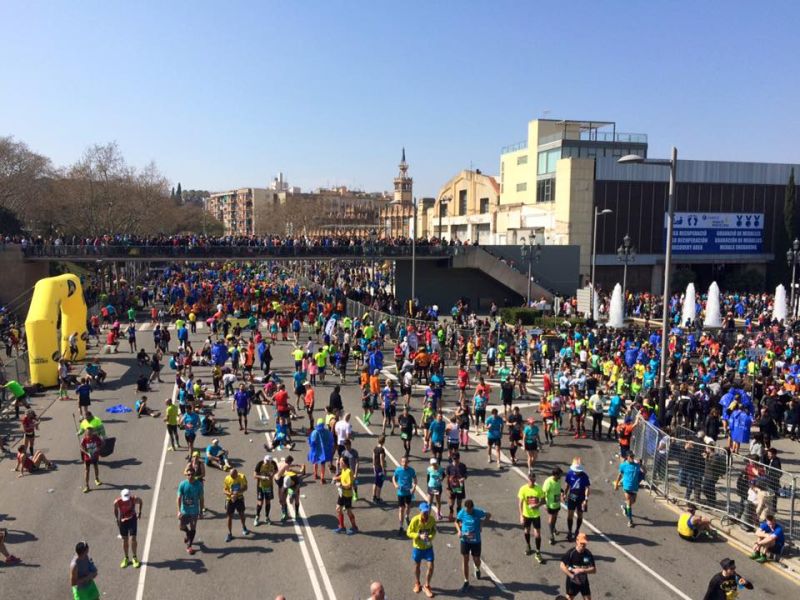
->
[[0, 246, 50, 316]]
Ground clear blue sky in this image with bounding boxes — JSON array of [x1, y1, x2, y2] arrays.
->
[[1, 1, 798, 197]]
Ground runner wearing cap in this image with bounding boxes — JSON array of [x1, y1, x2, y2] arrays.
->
[[614, 452, 644, 527], [523, 416, 542, 470], [426, 457, 445, 519], [518, 470, 545, 563], [702, 558, 753, 600], [564, 457, 591, 541], [559, 532, 596, 600], [253, 454, 278, 526], [113, 489, 143, 568], [407, 502, 437, 598], [455, 499, 491, 593], [177, 467, 204, 555]]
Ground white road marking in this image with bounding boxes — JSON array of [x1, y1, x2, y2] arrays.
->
[[135, 432, 169, 600], [354, 417, 510, 595], [467, 432, 694, 600], [290, 516, 326, 599], [298, 504, 338, 600]]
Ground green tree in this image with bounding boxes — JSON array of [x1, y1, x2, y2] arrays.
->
[[787, 168, 797, 242], [176, 182, 182, 202], [170, 186, 175, 199]]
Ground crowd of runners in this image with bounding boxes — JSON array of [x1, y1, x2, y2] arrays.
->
[[2, 256, 799, 599]]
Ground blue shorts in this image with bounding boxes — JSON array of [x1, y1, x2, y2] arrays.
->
[[412, 547, 434, 563]]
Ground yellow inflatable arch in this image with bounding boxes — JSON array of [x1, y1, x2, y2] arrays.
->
[[25, 274, 88, 387]]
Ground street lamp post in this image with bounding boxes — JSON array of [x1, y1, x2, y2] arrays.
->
[[619, 146, 678, 409], [369, 228, 378, 295], [786, 238, 800, 317], [519, 234, 542, 307], [590, 208, 613, 320], [411, 198, 418, 309], [617, 233, 636, 317], [438, 196, 451, 241]]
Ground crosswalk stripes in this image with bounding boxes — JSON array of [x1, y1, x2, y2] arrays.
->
[[134, 321, 204, 332]]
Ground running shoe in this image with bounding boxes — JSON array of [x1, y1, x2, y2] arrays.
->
[[534, 551, 544, 564], [94, 479, 102, 486], [82, 486, 90, 493], [120, 557, 130, 568], [749, 552, 761, 560], [755, 554, 768, 564], [132, 557, 141, 569], [525, 548, 534, 556], [253, 517, 259, 527], [413, 582, 422, 594], [334, 527, 346, 534], [549, 536, 556, 545], [423, 584, 435, 598], [225, 533, 233, 542], [4, 555, 21, 565], [242, 528, 250, 536], [346, 527, 358, 535], [186, 546, 195, 555], [474, 566, 481, 579], [459, 582, 470, 593]]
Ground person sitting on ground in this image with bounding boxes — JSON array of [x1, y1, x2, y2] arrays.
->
[[136, 374, 151, 393], [205, 438, 232, 470], [750, 513, 785, 563], [200, 408, 218, 435], [270, 415, 295, 451], [84, 361, 107, 386], [135, 395, 160, 418], [14, 445, 56, 476], [136, 348, 149, 367], [677, 503, 713, 541]]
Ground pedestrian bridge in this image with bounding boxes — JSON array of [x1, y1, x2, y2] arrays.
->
[[20, 244, 455, 262]]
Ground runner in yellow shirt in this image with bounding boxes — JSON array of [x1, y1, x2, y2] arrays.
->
[[518, 470, 545, 563], [223, 469, 249, 542]]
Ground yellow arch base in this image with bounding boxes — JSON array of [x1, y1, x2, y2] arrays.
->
[[25, 274, 88, 387]]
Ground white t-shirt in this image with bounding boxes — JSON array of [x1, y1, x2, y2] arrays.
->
[[335, 420, 352, 444]]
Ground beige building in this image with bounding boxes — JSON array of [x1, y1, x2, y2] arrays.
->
[[495, 119, 648, 279], [206, 188, 271, 236], [419, 169, 499, 243]]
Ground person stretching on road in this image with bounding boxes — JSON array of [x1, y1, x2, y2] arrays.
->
[[14, 445, 55, 476], [113, 489, 143, 568]]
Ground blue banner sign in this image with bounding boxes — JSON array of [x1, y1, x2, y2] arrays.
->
[[665, 212, 764, 254]]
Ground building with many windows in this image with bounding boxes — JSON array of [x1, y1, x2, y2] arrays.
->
[[206, 188, 271, 236]]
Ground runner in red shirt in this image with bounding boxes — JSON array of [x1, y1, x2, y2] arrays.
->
[[80, 428, 103, 493], [21, 409, 39, 455]]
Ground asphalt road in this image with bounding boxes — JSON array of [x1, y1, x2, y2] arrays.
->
[[1, 321, 799, 599]]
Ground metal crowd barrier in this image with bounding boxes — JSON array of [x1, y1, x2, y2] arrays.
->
[[631, 418, 798, 541]]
